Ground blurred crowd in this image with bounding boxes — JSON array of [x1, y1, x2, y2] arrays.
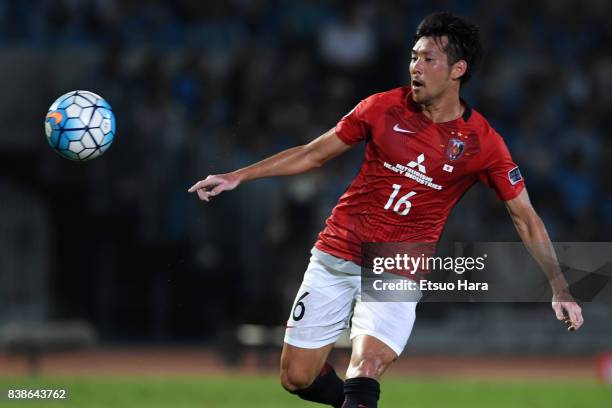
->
[[1, 0, 611, 344]]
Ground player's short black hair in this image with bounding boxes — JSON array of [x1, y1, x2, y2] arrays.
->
[[415, 12, 482, 84]]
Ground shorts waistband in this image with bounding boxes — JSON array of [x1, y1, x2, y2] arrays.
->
[[311, 247, 362, 275]]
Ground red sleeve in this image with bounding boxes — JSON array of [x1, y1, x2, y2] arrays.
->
[[478, 131, 525, 201], [335, 97, 373, 145]]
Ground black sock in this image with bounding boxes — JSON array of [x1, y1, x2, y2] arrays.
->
[[291, 362, 345, 407], [341, 377, 380, 408]]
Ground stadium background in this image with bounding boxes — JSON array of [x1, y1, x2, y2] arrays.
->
[[0, 0, 611, 406]]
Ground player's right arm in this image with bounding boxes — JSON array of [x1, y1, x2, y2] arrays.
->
[[188, 127, 351, 202]]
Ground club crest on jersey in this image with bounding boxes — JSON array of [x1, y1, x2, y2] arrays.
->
[[445, 138, 465, 161]]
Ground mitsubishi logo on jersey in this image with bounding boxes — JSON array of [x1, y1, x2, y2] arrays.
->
[[407, 153, 426, 173], [383, 160, 443, 190]]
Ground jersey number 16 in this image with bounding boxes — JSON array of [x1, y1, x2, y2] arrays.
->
[[384, 184, 416, 216]]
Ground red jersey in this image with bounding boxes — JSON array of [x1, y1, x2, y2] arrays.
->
[[314, 87, 525, 264]]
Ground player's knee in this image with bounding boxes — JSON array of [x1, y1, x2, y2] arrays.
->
[[280, 366, 315, 393], [347, 353, 396, 380]]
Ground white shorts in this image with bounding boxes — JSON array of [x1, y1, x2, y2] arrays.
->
[[284, 251, 418, 356]]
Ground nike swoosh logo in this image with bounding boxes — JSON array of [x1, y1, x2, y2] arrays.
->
[[46, 111, 63, 125], [393, 124, 416, 134]]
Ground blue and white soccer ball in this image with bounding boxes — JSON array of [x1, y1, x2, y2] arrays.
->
[[45, 90, 116, 161]]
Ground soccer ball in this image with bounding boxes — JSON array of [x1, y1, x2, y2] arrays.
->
[[45, 90, 116, 161]]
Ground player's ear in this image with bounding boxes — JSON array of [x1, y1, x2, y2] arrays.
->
[[451, 60, 467, 81]]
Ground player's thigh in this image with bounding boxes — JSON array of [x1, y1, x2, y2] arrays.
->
[[280, 342, 335, 391], [351, 300, 418, 356], [284, 256, 358, 350]]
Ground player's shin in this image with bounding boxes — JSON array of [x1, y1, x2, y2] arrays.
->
[[289, 362, 345, 408]]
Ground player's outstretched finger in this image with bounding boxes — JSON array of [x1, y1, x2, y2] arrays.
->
[[188, 177, 214, 193], [188, 181, 203, 193]]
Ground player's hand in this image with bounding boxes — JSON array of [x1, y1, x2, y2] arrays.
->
[[552, 295, 583, 331], [188, 173, 241, 202]]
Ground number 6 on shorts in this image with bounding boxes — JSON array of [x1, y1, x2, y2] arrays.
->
[[292, 291, 310, 321]]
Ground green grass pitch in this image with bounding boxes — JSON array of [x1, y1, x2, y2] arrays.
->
[[0, 376, 610, 407]]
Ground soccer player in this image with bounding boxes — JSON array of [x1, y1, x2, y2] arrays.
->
[[189, 12, 584, 408]]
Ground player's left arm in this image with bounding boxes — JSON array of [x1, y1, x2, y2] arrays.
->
[[505, 189, 584, 331]]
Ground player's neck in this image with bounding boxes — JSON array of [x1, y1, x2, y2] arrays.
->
[[419, 92, 464, 123]]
